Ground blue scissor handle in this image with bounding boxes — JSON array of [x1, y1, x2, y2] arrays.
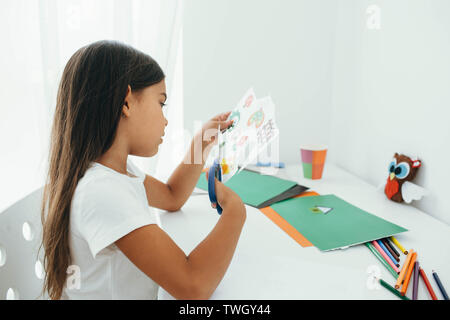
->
[[208, 159, 223, 214]]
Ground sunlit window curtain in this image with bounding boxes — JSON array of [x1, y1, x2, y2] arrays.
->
[[0, 0, 184, 213]]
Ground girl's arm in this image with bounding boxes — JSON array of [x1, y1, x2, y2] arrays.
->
[[115, 179, 246, 299], [144, 112, 233, 212]]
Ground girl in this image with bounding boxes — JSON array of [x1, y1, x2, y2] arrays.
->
[[40, 40, 246, 300]]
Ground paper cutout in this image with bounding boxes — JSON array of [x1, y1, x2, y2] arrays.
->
[[206, 88, 279, 183], [310, 206, 333, 214]]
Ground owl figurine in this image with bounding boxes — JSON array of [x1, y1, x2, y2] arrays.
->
[[384, 153, 427, 203]]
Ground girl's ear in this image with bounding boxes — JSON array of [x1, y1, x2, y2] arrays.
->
[[122, 101, 131, 118], [122, 85, 135, 118]]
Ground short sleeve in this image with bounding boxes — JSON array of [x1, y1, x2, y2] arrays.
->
[[74, 176, 157, 259]]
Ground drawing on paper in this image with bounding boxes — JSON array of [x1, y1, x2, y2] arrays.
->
[[247, 108, 265, 128], [205, 88, 279, 183]]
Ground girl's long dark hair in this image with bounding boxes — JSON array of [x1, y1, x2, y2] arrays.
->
[[39, 40, 165, 299]]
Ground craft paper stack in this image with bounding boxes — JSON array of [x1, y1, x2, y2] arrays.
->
[[269, 194, 408, 251], [197, 169, 309, 208], [197, 169, 407, 251]]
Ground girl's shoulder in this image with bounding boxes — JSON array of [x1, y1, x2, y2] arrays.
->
[[77, 163, 122, 191], [71, 160, 147, 218], [72, 163, 130, 208]]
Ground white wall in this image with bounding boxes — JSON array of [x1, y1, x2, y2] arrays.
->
[[329, 0, 450, 224], [183, 0, 450, 225], [183, 0, 338, 163]]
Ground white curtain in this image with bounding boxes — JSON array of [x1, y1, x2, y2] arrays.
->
[[0, 0, 184, 213]]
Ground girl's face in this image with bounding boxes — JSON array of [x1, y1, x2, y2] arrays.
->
[[123, 80, 168, 157]]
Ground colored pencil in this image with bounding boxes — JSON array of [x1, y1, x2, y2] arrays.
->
[[412, 261, 419, 300], [400, 252, 417, 296], [432, 270, 449, 300], [379, 278, 410, 300], [419, 268, 438, 300], [391, 236, 408, 255], [395, 250, 414, 289], [384, 237, 400, 258], [372, 241, 400, 273], [377, 239, 400, 267], [365, 242, 399, 279], [381, 238, 400, 261]]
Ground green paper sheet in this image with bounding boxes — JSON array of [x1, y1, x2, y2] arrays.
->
[[270, 194, 407, 251], [196, 170, 298, 207]]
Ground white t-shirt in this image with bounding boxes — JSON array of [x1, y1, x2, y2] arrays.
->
[[61, 158, 160, 300]]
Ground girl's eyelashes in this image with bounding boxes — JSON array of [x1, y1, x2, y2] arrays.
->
[[160, 102, 167, 108]]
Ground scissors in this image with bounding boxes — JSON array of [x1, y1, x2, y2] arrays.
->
[[208, 125, 224, 214]]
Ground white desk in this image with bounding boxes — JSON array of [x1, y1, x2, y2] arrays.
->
[[158, 163, 450, 299]]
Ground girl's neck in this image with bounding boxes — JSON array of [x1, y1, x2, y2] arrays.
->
[[95, 151, 129, 176]]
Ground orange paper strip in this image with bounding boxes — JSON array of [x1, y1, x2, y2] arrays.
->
[[259, 191, 319, 248]]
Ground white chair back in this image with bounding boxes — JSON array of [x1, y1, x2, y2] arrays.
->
[[0, 187, 48, 300]]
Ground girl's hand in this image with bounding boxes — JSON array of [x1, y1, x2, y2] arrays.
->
[[200, 111, 234, 148], [205, 171, 244, 211]]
